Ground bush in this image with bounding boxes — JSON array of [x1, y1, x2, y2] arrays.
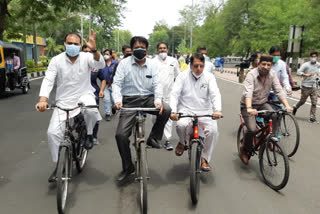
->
[[40, 56, 48, 67], [26, 60, 35, 68]]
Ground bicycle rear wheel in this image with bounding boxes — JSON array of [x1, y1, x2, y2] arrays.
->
[[75, 123, 88, 172], [190, 142, 201, 204], [277, 113, 300, 157], [259, 140, 289, 190], [57, 147, 70, 214], [139, 142, 148, 214]]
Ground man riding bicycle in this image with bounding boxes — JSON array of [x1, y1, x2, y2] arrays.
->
[[35, 30, 105, 182], [239, 55, 293, 164], [170, 53, 222, 171]]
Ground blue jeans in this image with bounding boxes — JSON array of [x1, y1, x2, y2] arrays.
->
[[103, 87, 114, 115]]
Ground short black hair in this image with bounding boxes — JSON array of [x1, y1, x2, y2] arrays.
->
[[250, 52, 261, 62], [130, 36, 149, 49], [310, 51, 318, 57], [196, 46, 207, 53], [259, 55, 273, 64], [103, 49, 112, 55], [157, 42, 168, 49], [64, 32, 82, 42], [122, 45, 130, 52], [269, 46, 281, 54], [190, 53, 205, 65]]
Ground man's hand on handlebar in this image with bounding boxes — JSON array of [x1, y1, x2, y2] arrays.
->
[[155, 103, 163, 115], [170, 113, 179, 121], [114, 102, 123, 110], [247, 108, 257, 116], [212, 111, 222, 119], [35, 101, 48, 112]]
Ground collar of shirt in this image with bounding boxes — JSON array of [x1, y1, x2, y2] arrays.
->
[[131, 56, 148, 68]]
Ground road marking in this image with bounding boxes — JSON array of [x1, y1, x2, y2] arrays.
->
[[29, 76, 44, 81], [216, 76, 320, 108]]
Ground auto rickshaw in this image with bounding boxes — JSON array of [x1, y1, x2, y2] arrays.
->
[[0, 40, 30, 95]]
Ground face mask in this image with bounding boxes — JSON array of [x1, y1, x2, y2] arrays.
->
[[258, 67, 270, 77], [65, 44, 80, 57], [159, 52, 167, 60], [273, 56, 280, 63], [310, 57, 317, 63], [104, 55, 110, 60], [133, 48, 146, 61], [192, 71, 203, 79]]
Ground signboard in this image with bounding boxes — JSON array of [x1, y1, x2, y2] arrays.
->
[[287, 25, 304, 53]]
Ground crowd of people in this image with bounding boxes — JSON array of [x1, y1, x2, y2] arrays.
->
[[35, 29, 320, 183]]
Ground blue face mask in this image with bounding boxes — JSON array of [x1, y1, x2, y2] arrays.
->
[[65, 44, 80, 57], [273, 56, 280, 63]]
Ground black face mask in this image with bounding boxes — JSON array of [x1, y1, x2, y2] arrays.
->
[[124, 53, 132, 58], [258, 67, 270, 77], [133, 48, 146, 61]]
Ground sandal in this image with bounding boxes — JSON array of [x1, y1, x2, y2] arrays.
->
[[175, 143, 185, 156], [201, 158, 211, 172]]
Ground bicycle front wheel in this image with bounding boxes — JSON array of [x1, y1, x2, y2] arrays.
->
[[57, 147, 70, 214], [190, 142, 201, 204], [139, 142, 148, 214], [259, 140, 289, 190], [277, 113, 300, 157]]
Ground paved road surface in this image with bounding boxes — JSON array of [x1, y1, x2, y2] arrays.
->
[[0, 77, 319, 214]]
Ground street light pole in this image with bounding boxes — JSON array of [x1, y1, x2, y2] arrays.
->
[[190, 0, 193, 49]]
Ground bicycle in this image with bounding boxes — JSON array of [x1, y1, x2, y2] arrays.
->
[[120, 107, 159, 214], [49, 103, 98, 214], [268, 93, 300, 157], [237, 109, 290, 190], [178, 113, 222, 204]]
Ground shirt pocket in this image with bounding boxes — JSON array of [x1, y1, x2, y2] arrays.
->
[[198, 83, 209, 99]]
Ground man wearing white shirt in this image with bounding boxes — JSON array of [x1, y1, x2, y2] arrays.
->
[[152, 42, 180, 150], [35, 30, 105, 182], [170, 53, 222, 171], [269, 46, 292, 93]]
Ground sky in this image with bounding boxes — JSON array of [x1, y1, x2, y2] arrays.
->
[[119, 0, 195, 38]]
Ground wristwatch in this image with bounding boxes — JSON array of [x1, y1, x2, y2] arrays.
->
[[91, 49, 97, 53]]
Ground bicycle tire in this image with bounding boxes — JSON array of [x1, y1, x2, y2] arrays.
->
[[139, 142, 148, 214], [57, 147, 69, 214], [75, 122, 88, 172], [259, 139, 289, 190], [277, 113, 300, 157], [190, 142, 201, 204]]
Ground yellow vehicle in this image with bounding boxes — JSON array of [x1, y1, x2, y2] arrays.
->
[[0, 40, 29, 95]]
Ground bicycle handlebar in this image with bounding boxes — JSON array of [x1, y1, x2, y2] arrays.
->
[[178, 114, 223, 119], [120, 107, 159, 112], [47, 103, 99, 111], [256, 109, 287, 115]]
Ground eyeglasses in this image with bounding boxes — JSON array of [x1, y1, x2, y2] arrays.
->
[[192, 64, 204, 68]]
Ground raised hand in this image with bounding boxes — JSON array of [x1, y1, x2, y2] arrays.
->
[[83, 29, 97, 51]]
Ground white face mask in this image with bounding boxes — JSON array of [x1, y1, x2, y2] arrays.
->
[[310, 57, 317, 63], [159, 52, 167, 60], [192, 71, 203, 79], [104, 55, 110, 60]]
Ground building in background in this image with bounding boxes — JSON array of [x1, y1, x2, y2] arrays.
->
[[9, 36, 46, 60]]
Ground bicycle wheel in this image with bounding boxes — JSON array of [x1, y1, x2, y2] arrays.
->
[[277, 113, 300, 157], [190, 142, 201, 204], [57, 147, 70, 214], [259, 139, 289, 190], [75, 123, 88, 172], [139, 142, 148, 214]]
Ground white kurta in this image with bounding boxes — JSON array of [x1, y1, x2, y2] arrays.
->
[[170, 69, 222, 162], [152, 55, 180, 141], [39, 52, 105, 162]]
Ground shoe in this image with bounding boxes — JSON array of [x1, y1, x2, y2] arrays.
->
[[48, 168, 57, 183], [5, 87, 10, 92], [310, 118, 319, 124], [201, 158, 211, 172], [117, 165, 135, 182], [105, 114, 111, 121], [164, 141, 173, 151], [84, 135, 94, 150], [112, 107, 116, 115], [175, 143, 185, 156], [239, 147, 249, 165], [146, 137, 161, 149], [93, 138, 99, 145], [292, 107, 297, 116]]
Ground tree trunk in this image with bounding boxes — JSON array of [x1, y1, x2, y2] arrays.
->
[[0, 0, 9, 41], [33, 23, 38, 67], [23, 19, 27, 61]]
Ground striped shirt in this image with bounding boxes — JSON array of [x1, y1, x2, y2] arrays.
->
[[112, 56, 162, 104]]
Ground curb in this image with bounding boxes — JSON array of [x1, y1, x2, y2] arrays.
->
[[215, 68, 238, 75], [27, 70, 46, 79]]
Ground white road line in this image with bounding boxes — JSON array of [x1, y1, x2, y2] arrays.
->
[[216, 76, 320, 108], [29, 76, 44, 81]]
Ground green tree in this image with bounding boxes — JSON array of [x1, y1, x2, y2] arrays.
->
[[45, 37, 64, 57], [148, 30, 169, 54]]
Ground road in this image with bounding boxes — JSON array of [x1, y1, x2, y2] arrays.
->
[[0, 77, 319, 214]]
